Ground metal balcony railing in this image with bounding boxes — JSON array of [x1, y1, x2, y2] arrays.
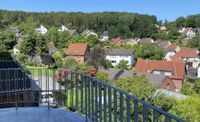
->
[[0, 67, 185, 122]]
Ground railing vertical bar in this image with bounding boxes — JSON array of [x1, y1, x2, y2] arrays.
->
[[99, 83, 102, 122], [134, 100, 139, 122], [75, 72, 79, 110], [59, 70, 62, 107], [85, 75, 88, 122], [80, 74, 83, 113], [153, 110, 159, 122], [64, 70, 67, 107], [104, 85, 107, 122], [127, 97, 131, 122], [88, 77, 91, 118], [70, 72, 73, 107], [108, 87, 112, 122], [95, 79, 98, 122], [91, 78, 94, 121], [47, 69, 50, 109], [114, 90, 117, 122], [143, 105, 148, 122], [120, 93, 124, 122], [165, 116, 172, 122]]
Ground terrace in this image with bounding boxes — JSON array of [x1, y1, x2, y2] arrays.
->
[[0, 59, 185, 122]]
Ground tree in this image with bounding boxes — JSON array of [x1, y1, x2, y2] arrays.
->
[[95, 71, 110, 82], [175, 17, 186, 27], [41, 55, 55, 68], [64, 58, 78, 71], [52, 51, 64, 67], [113, 75, 155, 100], [36, 35, 48, 57], [20, 35, 37, 59], [88, 46, 106, 70], [135, 44, 165, 60], [104, 60, 113, 69], [187, 35, 200, 50], [0, 30, 16, 50], [170, 95, 200, 122], [149, 93, 177, 112], [15, 53, 27, 65], [116, 60, 129, 70], [0, 42, 7, 53], [193, 78, 200, 94], [181, 81, 192, 95], [46, 27, 60, 46], [86, 35, 99, 47]]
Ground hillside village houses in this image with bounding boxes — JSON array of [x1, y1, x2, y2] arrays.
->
[[100, 31, 109, 41], [105, 48, 134, 68], [179, 27, 200, 38], [124, 38, 139, 45], [135, 59, 186, 92], [58, 25, 78, 35], [58, 25, 68, 32], [81, 29, 98, 37], [111, 37, 125, 46], [66, 43, 90, 64], [35, 25, 48, 35]]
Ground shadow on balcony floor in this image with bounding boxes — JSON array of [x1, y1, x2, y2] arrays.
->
[[0, 107, 91, 122]]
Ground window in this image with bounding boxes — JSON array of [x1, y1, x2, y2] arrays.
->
[[186, 62, 193, 68], [166, 83, 170, 91], [111, 60, 116, 63]]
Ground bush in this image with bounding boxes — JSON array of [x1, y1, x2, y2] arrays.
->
[[95, 71, 110, 82]]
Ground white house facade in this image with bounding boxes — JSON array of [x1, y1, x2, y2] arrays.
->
[[35, 25, 48, 35], [58, 25, 68, 32], [100, 32, 109, 41], [13, 46, 20, 55], [106, 49, 134, 68], [198, 66, 200, 78]]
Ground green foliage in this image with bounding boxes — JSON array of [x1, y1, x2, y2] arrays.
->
[[88, 46, 106, 70], [181, 81, 192, 95], [77, 64, 90, 73], [187, 35, 200, 50], [20, 35, 37, 58], [20, 16, 38, 34], [15, 53, 27, 65], [104, 60, 114, 69], [52, 51, 63, 67], [113, 75, 156, 100], [170, 95, 200, 122], [0, 30, 16, 50], [149, 93, 177, 112], [0, 10, 158, 38], [66, 35, 86, 47], [36, 35, 48, 57], [135, 44, 165, 60], [95, 71, 110, 82], [116, 60, 129, 70], [0, 42, 7, 53], [64, 58, 78, 71], [86, 35, 99, 47], [193, 78, 200, 94]]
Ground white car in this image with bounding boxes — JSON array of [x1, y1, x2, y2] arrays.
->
[[39, 92, 57, 108]]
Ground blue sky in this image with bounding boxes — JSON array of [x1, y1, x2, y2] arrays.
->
[[0, 0, 199, 21]]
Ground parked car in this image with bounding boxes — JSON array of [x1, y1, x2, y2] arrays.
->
[[39, 92, 57, 108]]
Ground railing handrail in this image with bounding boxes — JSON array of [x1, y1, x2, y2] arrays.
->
[[82, 73, 185, 122], [0, 68, 185, 122]]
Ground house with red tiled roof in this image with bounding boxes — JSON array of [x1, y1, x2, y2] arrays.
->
[[66, 43, 90, 64], [169, 47, 200, 69], [111, 37, 125, 46], [135, 59, 186, 92], [164, 44, 180, 60]]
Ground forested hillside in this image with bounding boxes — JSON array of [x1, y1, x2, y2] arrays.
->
[[0, 10, 158, 38]]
